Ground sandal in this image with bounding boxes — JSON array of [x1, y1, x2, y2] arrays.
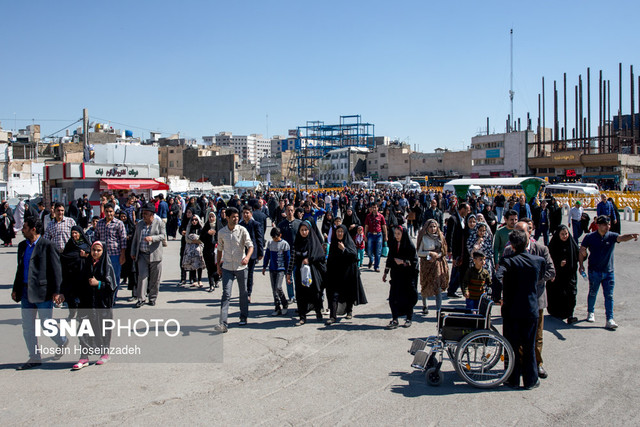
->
[[95, 354, 110, 365], [72, 359, 89, 370]]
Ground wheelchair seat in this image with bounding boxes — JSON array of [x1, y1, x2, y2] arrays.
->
[[438, 294, 493, 341]]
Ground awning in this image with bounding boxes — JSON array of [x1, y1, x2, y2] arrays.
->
[[100, 179, 169, 191]]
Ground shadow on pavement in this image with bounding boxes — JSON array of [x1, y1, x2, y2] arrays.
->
[[388, 370, 512, 396]]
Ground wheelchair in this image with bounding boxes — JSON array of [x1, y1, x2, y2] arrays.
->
[[408, 294, 514, 388]]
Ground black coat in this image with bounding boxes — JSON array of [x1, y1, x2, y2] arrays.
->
[[240, 218, 264, 259], [497, 252, 546, 319], [423, 207, 444, 230], [445, 212, 465, 258], [13, 237, 62, 303]]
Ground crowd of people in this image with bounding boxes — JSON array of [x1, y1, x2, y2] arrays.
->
[[7, 186, 638, 388]]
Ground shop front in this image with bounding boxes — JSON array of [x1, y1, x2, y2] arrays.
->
[[45, 162, 168, 214]]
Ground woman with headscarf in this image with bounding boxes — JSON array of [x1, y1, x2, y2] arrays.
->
[[182, 214, 205, 287], [118, 211, 137, 301], [200, 211, 221, 292], [325, 225, 367, 325], [383, 206, 398, 228], [407, 199, 423, 238], [481, 203, 498, 235], [0, 201, 16, 246], [547, 225, 580, 324], [73, 241, 117, 370], [13, 200, 26, 235], [67, 199, 80, 223], [60, 225, 91, 316], [382, 225, 419, 329], [466, 221, 494, 273], [321, 210, 334, 243], [166, 197, 181, 240], [286, 220, 326, 326], [608, 197, 621, 234], [416, 219, 449, 315], [178, 208, 194, 285], [342, 206, 361, 240]]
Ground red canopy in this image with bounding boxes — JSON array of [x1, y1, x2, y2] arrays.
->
[[99, 179, 169, 191]]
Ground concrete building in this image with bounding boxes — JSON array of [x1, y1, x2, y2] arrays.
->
[[470, 130, 535, 177], [270, 135, 290, 155], [182, 148, 255, 185], [158, 146, 186, 178], [214, 132, 271, 168], [0, 143, 45, 199], [319, 147, 368, 186], [258, 151, 294, 185], [366, 142, 411, 180]]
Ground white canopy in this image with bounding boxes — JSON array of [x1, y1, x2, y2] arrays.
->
[[444, 177, 545, 187]]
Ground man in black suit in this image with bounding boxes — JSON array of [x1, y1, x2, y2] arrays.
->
[[11, 217, 68, 370], [422, 198, 444, 230], [445, 202, 469, 298], [240, 206, 264, 303], [497, 229, 546, 390]]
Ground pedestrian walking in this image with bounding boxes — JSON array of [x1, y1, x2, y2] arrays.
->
[[416, 219, 449, 315], [262, 227, 290, 316], [131, 204, 166, 307]]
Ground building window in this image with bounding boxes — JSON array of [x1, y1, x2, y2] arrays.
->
[[13, 173, 20, 178], [380, 153, 386, 157], [404, 160, 408, 163]]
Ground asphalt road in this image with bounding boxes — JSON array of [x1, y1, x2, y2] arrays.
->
[[0, 216, 639, 426]]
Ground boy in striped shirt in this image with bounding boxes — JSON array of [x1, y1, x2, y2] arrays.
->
[[462, 251, 492, 312]]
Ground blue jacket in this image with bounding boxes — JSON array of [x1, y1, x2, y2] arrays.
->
[[513, 202, 532, 220]]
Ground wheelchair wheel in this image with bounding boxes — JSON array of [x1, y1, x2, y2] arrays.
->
[[425, 367, 443, 386], [453, 329, 514, 389]]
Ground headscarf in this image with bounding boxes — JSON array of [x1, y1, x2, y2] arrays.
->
[[342, 207, 361, 230], [417, 218, 448, 257], [118, 211, 136, 236], [467, 221, 494, 271], [207, 211, 216, 226], [86, 241, 117, 290], [387, 225, 418, 272], [548, 224, 579, 271], [13, 201, 25, 233], [293, 220, 325, 263], [186, 214, 204, 238], [321, 211, 334, 236], [63, 225, 91, 254], [328, 224, 357, 258]]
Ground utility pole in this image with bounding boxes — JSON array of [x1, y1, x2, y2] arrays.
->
[[83, 108, 89, 162], [509, 28, 515, 130]]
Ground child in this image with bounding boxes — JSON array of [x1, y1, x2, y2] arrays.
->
[[588, 217, 598, 233], [85, 216, 100, 243], [262, 227, 290, 316], [462, 251, 492, 312], [354, 226, 366, 267]]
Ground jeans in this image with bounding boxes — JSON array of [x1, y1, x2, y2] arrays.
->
[[465, 298, 480, 311], [534, 225, 549, 246], [21, 287, 66, 360], [246, 258, 257, 296], [572, 221, 583, 244], [367, 232, 383, 270], [286, 265, 295, 300], [495, 207, 504, 224], [423, 288, 442, 311], [220, 268, 249, 325], [357, 249, 365, 267], [269, 271, 288, 310], [587, 270, 615, 320]]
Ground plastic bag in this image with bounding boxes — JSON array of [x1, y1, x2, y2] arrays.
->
[[381, 242, 389, 257], [301, 264, 312, 287]]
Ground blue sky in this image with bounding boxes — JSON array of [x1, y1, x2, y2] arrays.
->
[[2, 1, 639, 151]]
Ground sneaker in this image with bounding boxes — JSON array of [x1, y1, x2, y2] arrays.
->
[[325, 318, 336, 326], [207, 286, 214, 293], [368, 262, 373, 269], [281, 308, 288, 316], [403, 320, 412, 328], [95, 354, 110, 365], [605, 319, 618, 330], [567, 316, 578, 325], [238, 319, 247, 326], [385, 320, 399, 330], [214, 323, 228, 333], [52, 338, 69, 360], [587, 312, 595, 323], [422, 306, 429, 315], [17, 359, 42, 370], [270, 310, 282, 317], [134, 300, 145, 308]]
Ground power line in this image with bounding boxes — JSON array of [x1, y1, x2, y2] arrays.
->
[[90, 116, 175, 135], [0, 118, 77, 122], [42, 119, 83, 139]]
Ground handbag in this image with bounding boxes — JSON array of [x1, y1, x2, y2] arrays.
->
[[407, 211, 416, 221], [381, 241, 389, 257], [301, 264, 313, 287]]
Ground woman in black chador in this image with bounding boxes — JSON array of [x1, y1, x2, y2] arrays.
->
[[286, 220, 326, 326], [325, 225, 367, 325], [73, 241, 118, 370], [0, 201, 16, 246], [547, 225, 580, 324], [382, 225, 419, 329], [60, 225, 91, 317]]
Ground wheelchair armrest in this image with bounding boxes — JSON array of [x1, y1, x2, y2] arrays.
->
[[439, 308, 474, 314]]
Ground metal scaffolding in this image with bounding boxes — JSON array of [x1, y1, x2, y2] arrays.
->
[[290, 115, 375, 188]]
